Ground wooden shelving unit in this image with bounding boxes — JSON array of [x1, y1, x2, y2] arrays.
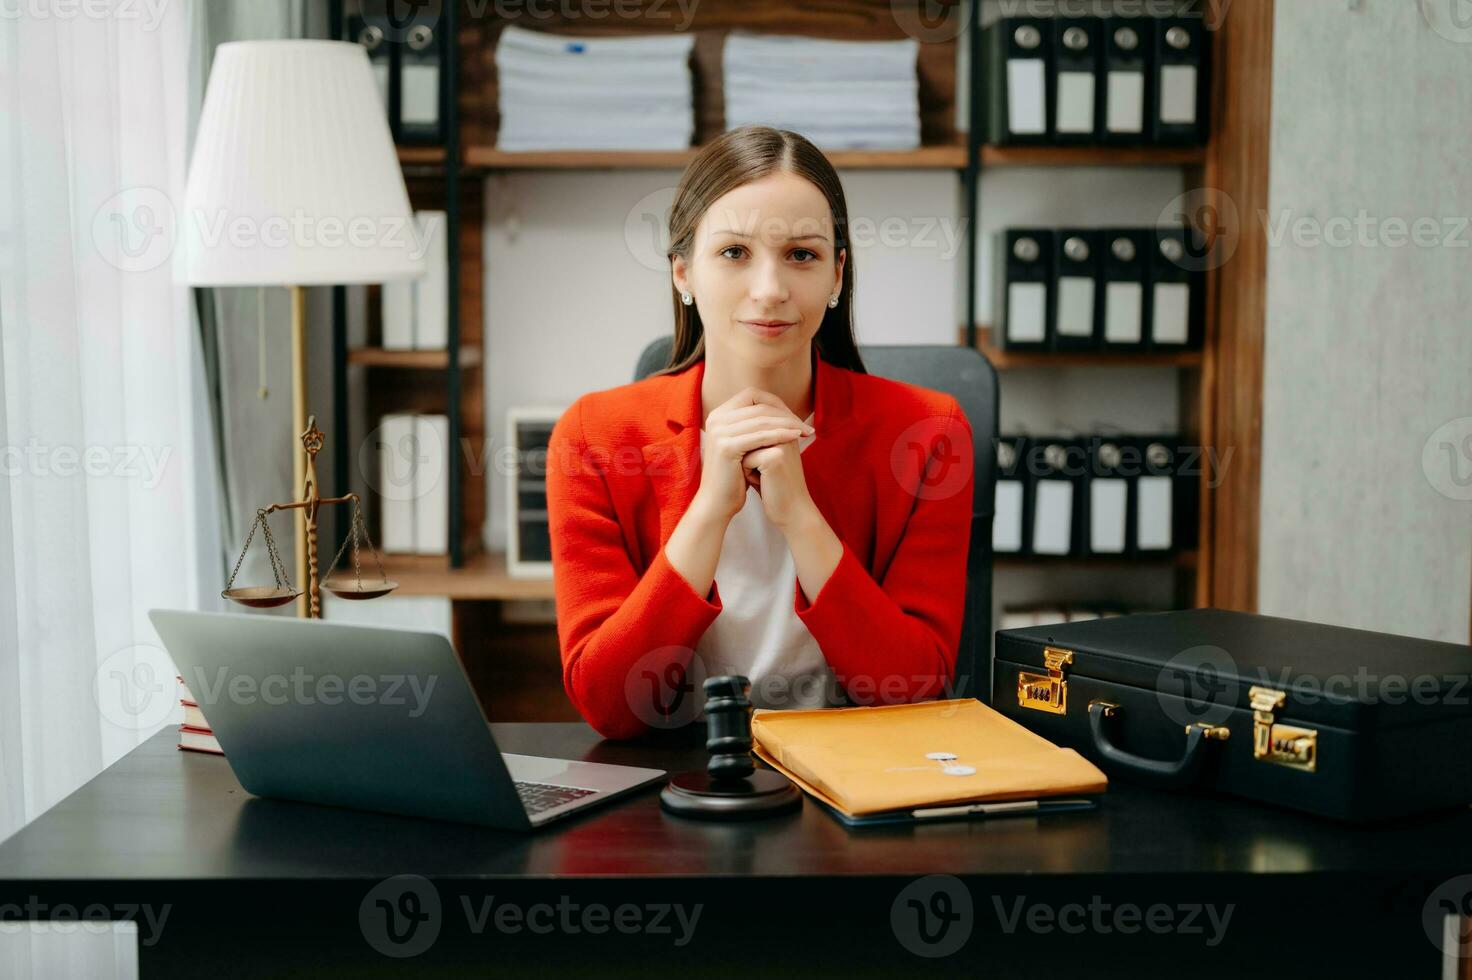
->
[[996, 550, 1199, 572], [346, 346, 483, 369], [316, 0, 987, 721], [980, 145, 1207, 168], [464, 142, 969, 171], [966, 8, 1273, 614], [455, 0, 970, 173], [324, 0, 1272, 717], [381, 551, 554, 601], [968, 327, 1204, 370], [406, 147, 968, 174], [336, 0, 980, 618], [396, 145, 446, 166], [441, 141, 1201, 171], [411, 146, 974, 175], [411, 143, 972, 172]]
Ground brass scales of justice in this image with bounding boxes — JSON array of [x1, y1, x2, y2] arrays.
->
[[220, 415, 397, 617]]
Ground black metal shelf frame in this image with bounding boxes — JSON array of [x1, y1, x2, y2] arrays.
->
[[329, 0, 467, 567]]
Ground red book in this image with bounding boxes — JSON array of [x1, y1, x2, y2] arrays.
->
[[178, 725, 223, 756], [181, 703, 211, 732]]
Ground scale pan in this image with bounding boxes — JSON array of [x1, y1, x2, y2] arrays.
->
[[223, 586, 301, 608], [323, 579, 398, 600]]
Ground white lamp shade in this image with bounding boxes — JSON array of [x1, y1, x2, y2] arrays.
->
[[181, 40, 425, 286]]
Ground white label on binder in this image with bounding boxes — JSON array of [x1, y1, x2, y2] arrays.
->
[[1106, 70, 1144, 133], [1056, 72, 1095, 133], [1159, 65, 1198, 124], [1136, 475, 1173, 550], [1032, 480, 1074, 555], [1153, 282, 1191, 344], [1007, 282, 1047, 343], [401, 64, 441, 125], [1007, 59, 1047, 134], [1104, 281, 1143, 343], [1090, 479, 1128, 553], [1057, 277, 1095, 337], [994, 480, 1024, 553]]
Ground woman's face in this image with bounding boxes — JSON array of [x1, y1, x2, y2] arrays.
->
[[673, 171, 845, 369]]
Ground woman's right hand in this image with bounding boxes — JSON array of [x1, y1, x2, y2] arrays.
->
[[693, 387, 814, 523]]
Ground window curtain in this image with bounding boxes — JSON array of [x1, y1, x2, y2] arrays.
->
[[0, 0, 204, 829], [0, 1, 208, 976], [0, 0, 309, 974]]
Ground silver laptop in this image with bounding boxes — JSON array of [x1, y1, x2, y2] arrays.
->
[[147, 609, 666, 830]]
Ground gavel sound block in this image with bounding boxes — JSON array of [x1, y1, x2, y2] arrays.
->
[[659, 675, 803, 819]]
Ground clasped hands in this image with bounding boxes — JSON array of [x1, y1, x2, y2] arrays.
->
[[693, 386, 819, 533]]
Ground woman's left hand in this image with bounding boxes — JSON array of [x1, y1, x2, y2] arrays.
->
[[742, 438, 820, 532]]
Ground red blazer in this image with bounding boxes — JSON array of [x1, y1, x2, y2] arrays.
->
[[546, 352, 975, 740]]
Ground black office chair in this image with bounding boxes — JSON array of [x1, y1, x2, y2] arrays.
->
[[633, 338, 998, 701]]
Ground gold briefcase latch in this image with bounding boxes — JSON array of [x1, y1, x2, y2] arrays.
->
[[1018, 647, 1073, 715], [1249, 685, 1317, 772]]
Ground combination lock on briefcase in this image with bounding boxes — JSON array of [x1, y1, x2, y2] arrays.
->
[[1017, 647, 1073, 714], [1248, 685, 1317, 772]]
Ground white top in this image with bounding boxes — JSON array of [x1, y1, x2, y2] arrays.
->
[[694, 413, 841, 711]]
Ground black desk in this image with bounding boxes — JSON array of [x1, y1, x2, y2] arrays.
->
[[0, 723, 1467, 978]]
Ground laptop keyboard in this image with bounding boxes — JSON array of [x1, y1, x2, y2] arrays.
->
[[515, 780, 597, 815]]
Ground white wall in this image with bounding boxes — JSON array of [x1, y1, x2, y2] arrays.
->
[[1258, 0, 1472, 642]]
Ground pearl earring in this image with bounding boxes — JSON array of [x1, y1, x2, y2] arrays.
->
[[828, 294, 839, 308], [681, 291, 692, 306]]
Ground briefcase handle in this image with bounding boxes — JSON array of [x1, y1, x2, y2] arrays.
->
[[1087, 700, 1230, 789]]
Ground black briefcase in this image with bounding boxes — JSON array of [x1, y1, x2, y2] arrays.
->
[[992, 608, 1472, 822]]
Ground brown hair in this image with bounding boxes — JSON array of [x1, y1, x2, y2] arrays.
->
[[653, 125, 866, 377]]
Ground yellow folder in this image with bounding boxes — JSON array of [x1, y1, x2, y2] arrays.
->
[[750, 698, 1107, 818]]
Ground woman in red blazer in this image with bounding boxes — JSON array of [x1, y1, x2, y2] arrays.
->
[[546, 126, 974, 740]]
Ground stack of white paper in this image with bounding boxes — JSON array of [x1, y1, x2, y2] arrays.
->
[[496, 26, 696, 151], [379, 413, 449, 555], [722, 33, 922, 150], [381, 210, 447, 351]]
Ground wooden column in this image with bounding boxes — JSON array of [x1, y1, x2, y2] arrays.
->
[[1201, 0, 1274, 611]]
